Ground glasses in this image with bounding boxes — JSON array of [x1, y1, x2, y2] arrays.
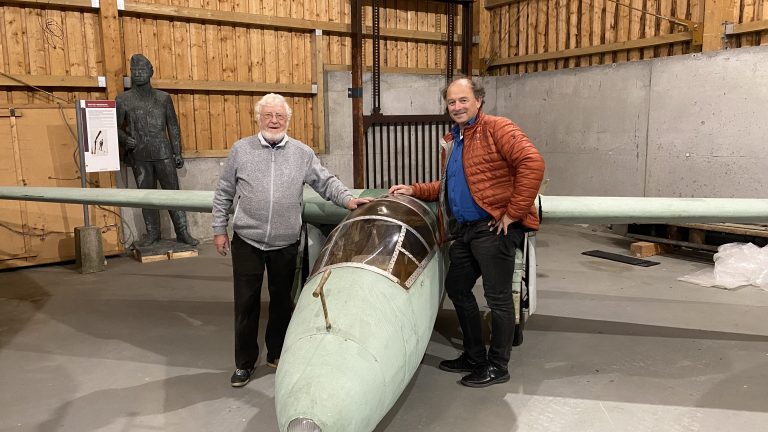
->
[[261, 112, 287, 122]]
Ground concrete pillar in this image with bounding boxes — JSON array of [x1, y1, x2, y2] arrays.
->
[[75, 226, 105, 274]]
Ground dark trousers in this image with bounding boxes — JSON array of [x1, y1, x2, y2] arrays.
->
[[231, 233, 298, 370], [131, 159, 188, 236], [445, 219, 524, 370]]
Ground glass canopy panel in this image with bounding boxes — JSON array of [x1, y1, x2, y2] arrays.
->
[[310, 195, 437, 288]]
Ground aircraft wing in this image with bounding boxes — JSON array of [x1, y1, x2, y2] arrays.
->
[[2, 186, 768, 225]]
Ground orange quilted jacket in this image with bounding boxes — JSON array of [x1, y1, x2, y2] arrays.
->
[[411, 111, 545, 231]]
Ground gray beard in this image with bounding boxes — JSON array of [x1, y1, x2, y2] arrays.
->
[[261, 130, 286, 143]]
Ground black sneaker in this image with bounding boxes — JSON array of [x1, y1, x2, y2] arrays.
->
[[438, 353, 482, 373], [230, 368, 253, 387]]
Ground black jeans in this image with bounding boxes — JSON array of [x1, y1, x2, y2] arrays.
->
[[231, 233, 298, 370], [445, 219, 524, 370]]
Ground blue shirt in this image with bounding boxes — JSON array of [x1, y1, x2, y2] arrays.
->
[[446, 118, 491, 224]]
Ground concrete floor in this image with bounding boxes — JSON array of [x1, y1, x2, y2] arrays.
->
[[1, 224, 767, 432]]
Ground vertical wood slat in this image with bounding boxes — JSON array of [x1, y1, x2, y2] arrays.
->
[[568, 0, 579, 67]]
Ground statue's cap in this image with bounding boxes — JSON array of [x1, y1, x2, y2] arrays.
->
[[130, 54, 152, 69]]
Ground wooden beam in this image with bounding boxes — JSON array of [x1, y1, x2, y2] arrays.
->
[[487, 32, 693, 67], [484, 0, 519, 9], [122, 1, 462, 44], [148, 79, 313, 94], [0, 74, 103, 88], [702, 0, 735, 51], [124, 1, 347, 34], [726, 18, 768, 35], [0, 0, 92, 10], [311, 30, 326, 154], [98, 0, 124, 100], [324, 64, 448, 75], [181, 149, 231, 158]]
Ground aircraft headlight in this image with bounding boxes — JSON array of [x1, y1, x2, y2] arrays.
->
[[287, 417, 322, 432]]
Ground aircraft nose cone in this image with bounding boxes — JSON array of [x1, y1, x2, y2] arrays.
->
[[287, 417, 322, 432]]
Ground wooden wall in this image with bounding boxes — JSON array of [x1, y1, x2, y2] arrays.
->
[[481, 0, 768, 74], [0, 0, 458, 157]]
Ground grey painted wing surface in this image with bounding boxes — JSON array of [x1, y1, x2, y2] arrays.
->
[[6, 187, 768, 224]]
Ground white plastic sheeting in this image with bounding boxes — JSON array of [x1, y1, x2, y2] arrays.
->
[[678, 243, 768, 290]]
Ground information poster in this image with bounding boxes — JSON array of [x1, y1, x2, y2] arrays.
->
[[79, 100, 120, 172]]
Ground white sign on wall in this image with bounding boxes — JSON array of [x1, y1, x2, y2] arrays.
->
[[79, 100, 120, 172]]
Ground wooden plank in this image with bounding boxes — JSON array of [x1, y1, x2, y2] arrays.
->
[[83, 9, 103, 100], [2, 0, 92, 9], [547, 0, 557, 70], [172, 3, 195, 152], [182, 148, 232, 157], [417, 2, 428, 69], [526, 0, 537, 72], [629, 0, 642, 60], [99, 0, 124, 99], [124, 0, 347, 34], [517, 1, 528, 71], [323, 64, 446, 75], [729, 18, 768, 34], [396, 0, 407, 68], [155, 0, 175, 79], [487, 31, 693, 66], [703, 0, 731, 51], [8, 115, 32, 255], [579, 0, 590, 66], [236, 25, 251, 141], [762, 0, 768, 45], [672, 0, 687, 55], [311, 29, 325, 153], [615, 0, 631, 61], [0, 74, 102, 88], [567, 0, 579, 68], [205, 18, 225, 151], [25, 9, 47, 77], [643, 0, 658, 58], [605, 0, 617, 62], [42, 8, 69, 103], [555, 0, 566, 69], [6, 7, 29, 105], [536, 0, 547, 71], [328, 0, 341, 64], [189, 0, 210, 152], [591, 0, 604, 65], [658, 0, 673, 57]]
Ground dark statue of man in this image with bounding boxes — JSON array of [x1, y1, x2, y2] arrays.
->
[[116, 54, 198, 247]]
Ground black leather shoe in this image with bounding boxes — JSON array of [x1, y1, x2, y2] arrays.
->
[[460, 364, 510, 388], [230, 368, 253, 387], [439, 353, 482, 373]]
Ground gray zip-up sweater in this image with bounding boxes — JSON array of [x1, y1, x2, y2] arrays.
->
[[212, 133, 352, 249]]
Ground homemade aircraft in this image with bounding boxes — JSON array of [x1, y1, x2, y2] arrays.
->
[[3, 186, 768, 431]]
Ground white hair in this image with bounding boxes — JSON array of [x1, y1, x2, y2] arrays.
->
[[255, 93, 293, 121]]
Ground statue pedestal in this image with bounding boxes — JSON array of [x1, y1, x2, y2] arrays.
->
[[132, 239, 198, 263]]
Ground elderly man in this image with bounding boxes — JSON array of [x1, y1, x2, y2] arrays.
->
[[390, 76, 545, 388], [212, 93, 369, 387], [116, 54, 198, 247]]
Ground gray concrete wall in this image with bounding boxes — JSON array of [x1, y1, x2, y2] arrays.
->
[[494, 46, 768, 198], [322, 71, 447, 186]]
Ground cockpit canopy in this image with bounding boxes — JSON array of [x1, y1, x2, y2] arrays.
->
[[309, 194, 438, 289]]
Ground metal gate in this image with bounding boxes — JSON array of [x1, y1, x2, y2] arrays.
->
[[363, 113, 452, 189]]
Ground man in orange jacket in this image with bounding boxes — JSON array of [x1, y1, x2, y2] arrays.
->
[[389, 76, 544, 387]]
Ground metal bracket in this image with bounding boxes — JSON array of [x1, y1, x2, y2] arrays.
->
[[348, 87, 363, 98]]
